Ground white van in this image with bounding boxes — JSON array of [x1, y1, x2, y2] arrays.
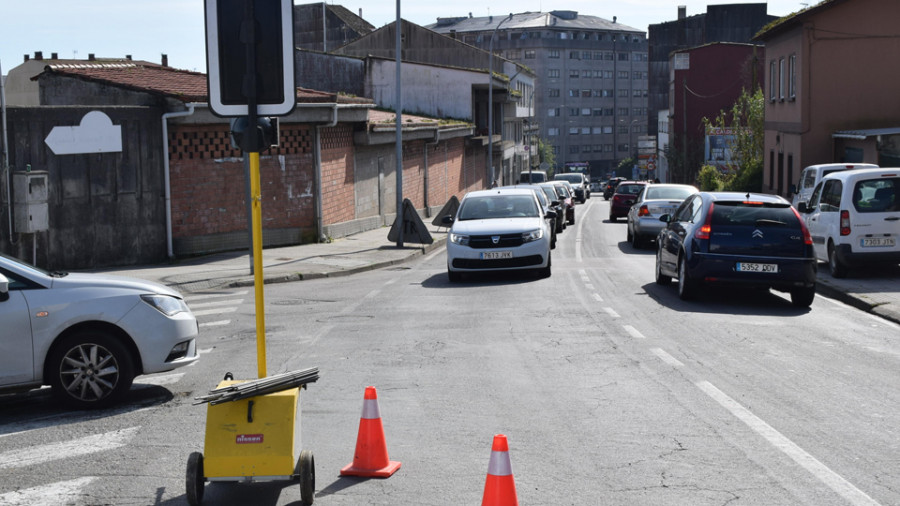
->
[[798, 168, 900, 277], [791, 163, 878, 208], [519, 170, 547, 184]]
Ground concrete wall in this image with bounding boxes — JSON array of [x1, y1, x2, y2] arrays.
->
[[367, 59, 476, 120], [1, 106, 167, 269], [295, 51, 366, 97]]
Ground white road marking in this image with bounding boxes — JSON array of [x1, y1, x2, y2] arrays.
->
[[192, 306, 238, 317], [696, 381, 881, 506], [603, 307, 620, 318], [584, 283, 595, 291], [198, 348, 215, 354], [186, 291, 248, 301], [0, 477, 96, 506], [200, 320, 230, 328], [0, 427, 140, 470], [650, 348, 684, 367], [188, 299, 244, 308], [623, 325, 645, 339], [592, 293, 604, 302], [135, 373, 184, 386]]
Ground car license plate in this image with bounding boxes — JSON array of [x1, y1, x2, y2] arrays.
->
[[736, 262, 778, 273], [482, 251, 513, 260], [861, 237, 895, 247]]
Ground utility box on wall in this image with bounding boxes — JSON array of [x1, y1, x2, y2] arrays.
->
[[13, 171, 50, 233]]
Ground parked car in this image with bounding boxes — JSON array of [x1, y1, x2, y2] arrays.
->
[[519, 170, 548, 183], [501, 184, 558, 249], [0, 252, 200, 408], [603, 177, 626, 200], [791, 163, 878, 208], [626, 184, 698, 248], [553, 173, 589, 202], [537, 183, 567, 234], [655, 192, 817, 307], [548, 181, 576, 225], [443, 188, 553, 281], [609, 181, 649, 222], [590, 181, 601, 194], [798, 168, 899, 277]]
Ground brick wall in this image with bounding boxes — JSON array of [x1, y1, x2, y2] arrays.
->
[[320, 124, 356, 225]]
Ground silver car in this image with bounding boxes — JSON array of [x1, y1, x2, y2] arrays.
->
[[0, 252, 200, 408], [626, 184, 698, 249]]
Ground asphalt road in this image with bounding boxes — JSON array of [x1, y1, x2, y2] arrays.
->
[[1, 198, 898, 505]]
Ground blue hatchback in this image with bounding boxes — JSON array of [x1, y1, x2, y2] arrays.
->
[[655, 192, 817, 307]]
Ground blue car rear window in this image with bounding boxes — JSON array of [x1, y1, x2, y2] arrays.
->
[[711, 203, 800, 229]]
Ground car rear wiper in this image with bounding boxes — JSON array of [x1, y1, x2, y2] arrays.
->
[[755, 219, 788, 227]]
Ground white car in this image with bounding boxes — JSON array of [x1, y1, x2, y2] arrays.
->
[[0, 253, 200, 408], [791, 163, 878, 208], [799, 168, 899, 277], [443, 188, 554, 281]]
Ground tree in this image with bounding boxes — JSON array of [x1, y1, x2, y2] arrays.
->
[[537, 138, 556, 173], [702, 88, 765, 192]]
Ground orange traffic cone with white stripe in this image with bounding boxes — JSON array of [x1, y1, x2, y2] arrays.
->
[[340, 386, 401, 478], [482, 434, 518, 506]]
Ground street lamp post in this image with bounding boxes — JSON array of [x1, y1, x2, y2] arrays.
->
[[487, 13, 513, 187]]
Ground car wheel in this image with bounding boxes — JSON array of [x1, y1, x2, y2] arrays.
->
[[827, 242, 849, 278], [626, 225, 633, 243], [632, 231, 643, 249], [296, 450, 315, 506], [790, 286, 816, 308], [48, 330, 135, 408], [537, 253, 552, 279], [655, 248, 672, 285], [448, 268, 462, 283], [609, 214, 617, 222], [186, 452, 205, 506], [677, 254, 696, 300]]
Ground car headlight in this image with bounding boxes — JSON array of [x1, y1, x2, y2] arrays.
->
[[522, 229, 544, 243], [450, 233, 470, 246], [141, 294, 190, 316]]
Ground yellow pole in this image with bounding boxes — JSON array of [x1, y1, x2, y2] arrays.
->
[[250, 151, 267, 378]]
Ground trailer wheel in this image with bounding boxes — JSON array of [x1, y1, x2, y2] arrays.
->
[[297, 450, 315, 505], [186, 451, 205, 506]]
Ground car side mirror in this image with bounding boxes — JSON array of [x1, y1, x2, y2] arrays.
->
[[659, 214, 671, 223], [0, 273, 9, 302], [545, 210, 557, 220], [441, 215, 454, 225], [797, 202, 808, 213]]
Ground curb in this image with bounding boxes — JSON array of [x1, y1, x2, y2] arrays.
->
[[816, 279, 900, 326]]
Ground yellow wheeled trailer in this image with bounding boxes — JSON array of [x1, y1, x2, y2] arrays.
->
[[187, 369, 318, 506]]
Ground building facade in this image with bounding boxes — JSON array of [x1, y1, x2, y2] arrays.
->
[[427, 10, 648, 178], [754, 0, 900, 197]]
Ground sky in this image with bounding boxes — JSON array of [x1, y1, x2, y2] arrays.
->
[[1, 0, 810, 76]]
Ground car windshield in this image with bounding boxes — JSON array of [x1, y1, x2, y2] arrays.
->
[[0, 251, 51, 277], [555, 174, 582, 183], [645, 186, 695, 200], [458, 195, 539, 220], [541, 187, 558, 203], [711, 202, 800, 228], [616, 184, 644, 195]]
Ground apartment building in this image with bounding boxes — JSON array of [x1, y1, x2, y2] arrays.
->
[[428, 10, 648, 177]]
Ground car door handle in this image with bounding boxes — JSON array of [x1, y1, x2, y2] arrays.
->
[[886, 216, 899, 221]]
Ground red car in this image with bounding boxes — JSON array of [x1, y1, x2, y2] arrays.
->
[[608, 181, 649, 221]]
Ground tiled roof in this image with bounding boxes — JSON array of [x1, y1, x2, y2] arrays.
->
[[41, 61, 208, 102]]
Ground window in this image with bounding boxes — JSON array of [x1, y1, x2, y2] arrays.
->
[[549, 88, 560, 97], [581, 127, 591, 135], [581, 90, 591, 98], [570, 69, 580, 78], [582, 51, 592, 60], [618, 143, 630, 152], [524, 50, 535, 59], [604, 70, 613, 79], [548, 108, 560, 117], [548, 69, 560, 78], [569, 127, 580, 135], [769, 61, 776, 102], [618, 71, 629, 79], [602, 126, 613, 134], [618, 89, 629, 98], [582, 145, 592, 153], [603, 89, 613, 97], [592, 126, 603, 134], [569, 145, 580, 154], [789, 54, 797, 100], [569, 89, 579, 97], [569, 108, 580, 116], [605, 52, 614, 61], [617, 125, 629, 134], [618, 107, 629, 116], [593, 108, 603, 116], [593, 144, 604, 152], [593, 52, 603, 60], [581, 108, 591, 115], [633, 89, 643, 97], [552, 145, 560, 155], [632, 124, 645, 133], [548, 50, 560, 59], [569, 51, 580, 59], [548, 127, 559, 136], [604, 108, 614, 116], [604, 144, 613, 152], [506, 50, 521, 59], [618, 52, 629, 61], [779, 57, 785, 101], [581, 70, 592, 78], [593, 70, 603, 78]]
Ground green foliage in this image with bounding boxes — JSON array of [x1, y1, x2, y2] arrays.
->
[[723, 162, 763, 192], [702, 88, 765, 192], [537, 138, 556, 170], [617, 157, 636, 174], [698, 165, 722, 191]]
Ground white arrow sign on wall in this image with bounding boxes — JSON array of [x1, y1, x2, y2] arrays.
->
[[45, 111, 123, 155]]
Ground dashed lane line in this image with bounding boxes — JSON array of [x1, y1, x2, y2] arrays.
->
[[650, 348, 684, 367], [0, 477, 96, 506], [623, 325, 645, 339], [0, 427, 140, 470]]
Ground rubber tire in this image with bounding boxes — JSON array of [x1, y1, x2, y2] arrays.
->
[[448, 268, 462, 283], [655, 248, 672, 285], [47, 330, 135, 409], [626, 226, 633, 243], [186, 452, 205, 506], [568, 214, 575, 225], [790, 286, 816, 308], [537, 253, 552, 279], [631, 229, 643, 249], [609, 215, 617, 222], [828, 242, 849, 278], [677, 254, 697, 300], [297, 450, 315, 505]]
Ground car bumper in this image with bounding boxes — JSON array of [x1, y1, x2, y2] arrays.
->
[[610, 204, 632, 218], [633, 217, 666, 238], [120, 303, 201, 374], [687, 252, 817, 289], [834, 243, 900, 266], [447, 240, 550, 272]]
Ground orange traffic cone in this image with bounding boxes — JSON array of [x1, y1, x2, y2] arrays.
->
[[482, 434, 519, 506], [340, 386, 401, 478]]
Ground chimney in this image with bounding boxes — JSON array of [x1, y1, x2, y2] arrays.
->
[[613, 16, 617, 24], [359, 8, 362, 18], [161, 54, 168, 67], [450, 29, 456, 39], [51, 52, 58, 59], [35, 51, 43, 60], [24, 54, 30, 62], [678, 5, 686, 20], [88, 53, 96, 61], [126, 54, 132, 60]]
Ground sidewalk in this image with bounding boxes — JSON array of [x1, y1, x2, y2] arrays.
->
[[101, 223, 900, 325]]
